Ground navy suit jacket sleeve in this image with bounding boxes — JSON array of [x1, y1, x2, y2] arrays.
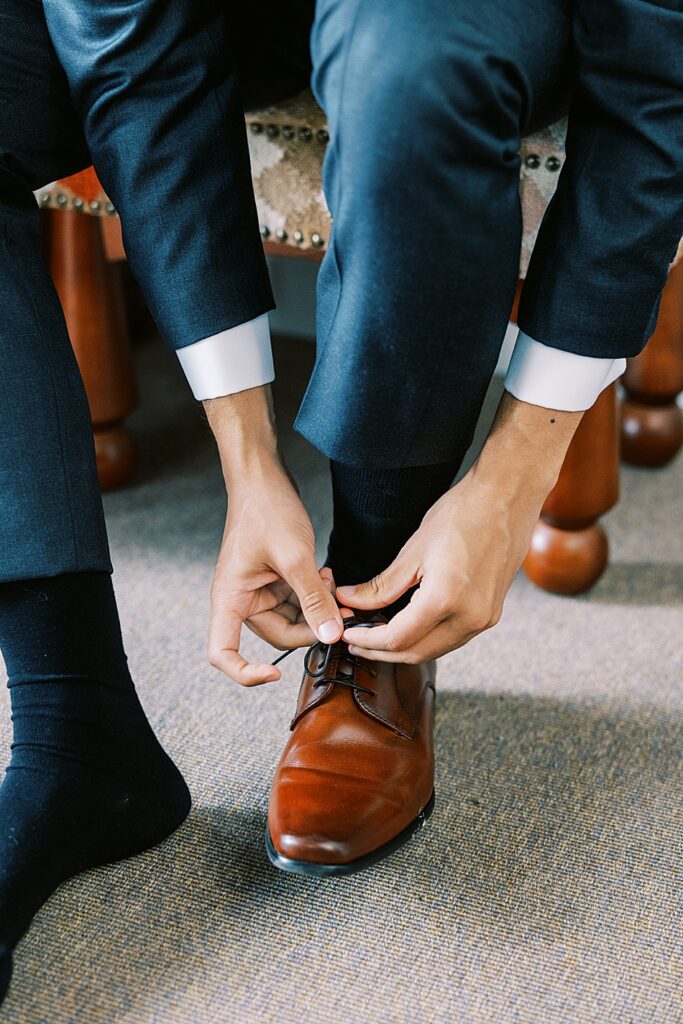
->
[[43, 0, 274, 349]]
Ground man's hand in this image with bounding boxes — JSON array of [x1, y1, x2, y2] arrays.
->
[[337, 392, 584, 663], [205, 386, 343, 686]]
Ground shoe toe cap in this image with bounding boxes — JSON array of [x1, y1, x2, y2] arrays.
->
[[274, 829, 352, 865], [268, 768, 410, 866]]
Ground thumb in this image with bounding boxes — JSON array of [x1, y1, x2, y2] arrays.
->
[[336, 555, 415, 610], [288, 562, 344, 644]]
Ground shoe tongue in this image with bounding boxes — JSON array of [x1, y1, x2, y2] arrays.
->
[[290, 609, 424, 738]]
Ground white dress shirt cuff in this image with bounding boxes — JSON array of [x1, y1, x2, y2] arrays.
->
[[176, 313, 274, 400], [504, 331, 626, 412]]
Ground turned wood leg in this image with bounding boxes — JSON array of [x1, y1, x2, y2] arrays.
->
[[44, 209, 137, 490], [621, 246, 683, 467], [523, 384, 620, 595]]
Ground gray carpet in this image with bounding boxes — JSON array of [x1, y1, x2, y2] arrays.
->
[[1, 336, 681, 1024]]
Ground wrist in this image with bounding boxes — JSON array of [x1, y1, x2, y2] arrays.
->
[[203, 385, 282, 486], [472, 391, 583, 502]]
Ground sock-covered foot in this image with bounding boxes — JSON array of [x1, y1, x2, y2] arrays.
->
[[0, 573, 191, 1005]]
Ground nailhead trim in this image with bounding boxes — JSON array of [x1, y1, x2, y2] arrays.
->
[[260, 223, 326, 248], [247, 121, 329, 144]]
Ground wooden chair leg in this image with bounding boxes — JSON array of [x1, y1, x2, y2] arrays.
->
[[621, 247, 683, 467], [523, 383, 620, 595], [44, 209, 137, 490]]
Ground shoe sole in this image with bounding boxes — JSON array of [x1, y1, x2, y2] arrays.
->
[[265, 790, 435, 877]]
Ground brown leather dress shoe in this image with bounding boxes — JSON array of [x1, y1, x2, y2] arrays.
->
[[267, 616, 436, 876]]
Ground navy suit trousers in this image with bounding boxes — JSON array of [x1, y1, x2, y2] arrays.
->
[[296, 0, 683, 465]]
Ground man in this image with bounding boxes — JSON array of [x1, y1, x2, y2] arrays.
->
[[1, 0, 681, 1002]]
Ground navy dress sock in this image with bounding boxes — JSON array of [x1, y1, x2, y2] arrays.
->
[[0, 573, 191, 1005], [326, 459, 464, 617]]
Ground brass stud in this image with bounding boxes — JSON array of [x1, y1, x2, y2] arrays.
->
[[39, 193, 51, 207], [56, 193, 68, 207], [317, 129, 329, 144], [293, 230, 304, 244], [282, 125, 295, 140], [72, 197, 84, 211], [250, 123, 263, 134], [275, 227, 288, 242], [89, 199, 101, 213], [524, 154, 541, 169], [260, 225, 270, 238], [311, 233, 324, 248], [266, 124, 280, 138], [545, 155, 561, 172], [298, 126, 312, 142], [105, 202, 116, 215]]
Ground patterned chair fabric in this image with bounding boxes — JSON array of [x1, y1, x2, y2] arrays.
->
[[37, 89, 568, 277]]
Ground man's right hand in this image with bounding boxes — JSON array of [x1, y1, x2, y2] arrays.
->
[[204, 386, 343, 686]]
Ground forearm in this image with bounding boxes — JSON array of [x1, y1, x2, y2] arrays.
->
[[203, 385, 283, 490], [470, 391, 583, 503]]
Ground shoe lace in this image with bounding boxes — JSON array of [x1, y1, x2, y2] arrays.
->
[[272, 614, 378, 697]]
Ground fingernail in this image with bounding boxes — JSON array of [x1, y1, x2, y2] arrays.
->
[[319, 619, 341, 643], [340, 584, 356, 596]]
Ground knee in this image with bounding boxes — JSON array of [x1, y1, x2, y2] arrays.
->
[[316, 0, 524, 174]]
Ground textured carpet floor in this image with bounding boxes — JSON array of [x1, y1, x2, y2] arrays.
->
[[1, 336, 681, 1024]]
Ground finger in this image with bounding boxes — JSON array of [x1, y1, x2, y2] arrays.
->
[[211, 649, 282, 686], [246, 567, 339, 650], [248, 597, 357, 651], [336, 554, 417, 611], [209, 607, 281, 686], [319, 566, 335, 589], [347, 618, 477, 664], [243, 577, 294, 618], [273, 566, 335, 615], [286, 560, 344, 643], [342, 585, 444, 652], [261, 598, 303, 626], [246, 609, 317, 651], [258, 566, 336, 620]]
